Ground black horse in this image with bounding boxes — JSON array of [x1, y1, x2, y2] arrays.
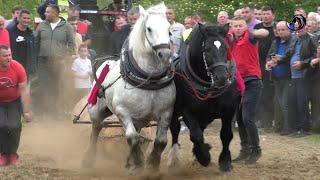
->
[[168, 23, 241, 172]]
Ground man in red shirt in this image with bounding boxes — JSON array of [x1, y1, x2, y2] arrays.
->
[[0, 45, 32, 166], [229, 17, 269, 164], [0, 16, 10, 47]]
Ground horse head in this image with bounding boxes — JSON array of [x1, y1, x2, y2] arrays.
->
[[129, 2, 171, 71], [189, 23, 229, 88]]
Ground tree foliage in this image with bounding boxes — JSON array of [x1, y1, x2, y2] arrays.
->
[[0, 0, 42, 19], [133, 0, 318, 23], [0, 0, 318, 23]]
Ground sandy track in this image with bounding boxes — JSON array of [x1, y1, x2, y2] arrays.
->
[[1, 118, 320, 180]]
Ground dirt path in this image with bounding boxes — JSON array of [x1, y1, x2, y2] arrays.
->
[[1, 119, 320, 180]]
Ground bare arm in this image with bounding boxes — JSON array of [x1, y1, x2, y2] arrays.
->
[[19, 81, 32, 121], [251, 29, 269, 38]]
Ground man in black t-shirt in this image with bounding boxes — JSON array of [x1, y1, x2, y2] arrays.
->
[[254, 6, 276, 131], [7, 9, 36, 77]]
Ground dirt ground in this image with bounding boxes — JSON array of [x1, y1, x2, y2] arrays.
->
[[1, 116, 320, 180]]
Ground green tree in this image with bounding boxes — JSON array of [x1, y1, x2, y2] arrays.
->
[[0, 0, 318, 23], [0, 0, 41, 19], [133, 0, 318, 23]]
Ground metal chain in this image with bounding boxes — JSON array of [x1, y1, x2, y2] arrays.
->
[[202, 42, 215, 86]]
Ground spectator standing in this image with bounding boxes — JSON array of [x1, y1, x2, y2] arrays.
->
[[0, 16, 10, 47], [0, 45, 32, 166], [5, 5, 23, 29], [7, 9, 36, 78], [253, 8, 263, 21], [310, 45, 320, 131], [265, 21, 299, 135], [288, 26, 318, 137], [167, 7, 185, 59], [111, 6, 140, 54], [254, 6, 276, 131], [234, 9, 242, 18], [113, 15, 127, 32], [217, 11, 229, 26], [67, 16, 83, 56], [229, 17, 269, 163], [241, 4, 261, 31], [37, 0, 58, 20], [67, 6, 92, 46], [71, 44, 92, 103], [184, 16, 193, 29], [34, 4, 75, 116], [182, 12, 205, 42]]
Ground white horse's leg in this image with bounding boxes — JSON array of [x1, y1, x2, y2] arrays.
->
[[119, 113, 144, 173], [146, 111, 171, 171], [168, 112, 181, 168], [82, 98, 111, 167]]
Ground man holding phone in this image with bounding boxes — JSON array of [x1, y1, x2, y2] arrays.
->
[[265, 21, 299, 135]]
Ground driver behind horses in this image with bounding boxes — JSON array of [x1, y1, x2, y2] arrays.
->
[[228, 16, 269, 164]]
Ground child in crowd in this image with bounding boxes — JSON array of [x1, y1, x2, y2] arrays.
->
[[71, 44, 92, 103]]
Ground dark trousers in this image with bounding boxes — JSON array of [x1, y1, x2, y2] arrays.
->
[[256, 80, 274, 128], [34, 57, 62, 116], [237, 79, 262, 150], [0, 99, 22, 154], [289, 78, 311, 131], [273, 79, 291, 132], [311, 76, 320, 131]]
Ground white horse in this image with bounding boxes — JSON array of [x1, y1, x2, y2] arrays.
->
[[82, 3, 175, 173]]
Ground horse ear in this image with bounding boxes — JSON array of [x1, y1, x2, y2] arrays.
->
[[139, 5, 147, 18], [198, 23, 207, 36], [218, 25, 228, 37]]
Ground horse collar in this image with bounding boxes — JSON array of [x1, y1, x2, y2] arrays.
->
[[120, 40, 174, 90]]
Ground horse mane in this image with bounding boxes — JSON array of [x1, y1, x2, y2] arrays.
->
[[129, 14, 147, 53]]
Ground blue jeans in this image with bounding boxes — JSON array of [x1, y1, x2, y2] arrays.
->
[[237, 78, 263, 150], [289, 78, 311, 131]]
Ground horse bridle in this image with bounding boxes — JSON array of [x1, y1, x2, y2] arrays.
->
[[201, 38, 230, 88], [145, 29, 171, 54]]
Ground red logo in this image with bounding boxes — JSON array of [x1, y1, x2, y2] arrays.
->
[[0, 77, 14, 88]]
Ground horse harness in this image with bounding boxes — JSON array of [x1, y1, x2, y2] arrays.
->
[[119, 39, 175, 90], [175, 28, 236, 101]]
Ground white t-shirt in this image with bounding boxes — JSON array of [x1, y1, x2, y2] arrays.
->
[[72, 57, 92, 89], [50, 19, 61, 30]]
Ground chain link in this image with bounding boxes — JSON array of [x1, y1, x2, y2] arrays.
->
[[202, 42, 215, 86]]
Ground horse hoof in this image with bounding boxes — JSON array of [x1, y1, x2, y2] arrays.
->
[[219, 163, 233, 172], [126, 166, 144, 175], [222, 170, 232, 176], [193, 143, 211, 167], [146, 158, 160, 172], [167, 144, 181, 169]]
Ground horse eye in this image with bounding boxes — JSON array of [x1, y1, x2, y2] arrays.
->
[[147, 27, 152, 32]]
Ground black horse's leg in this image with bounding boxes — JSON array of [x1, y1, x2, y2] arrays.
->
[[184, 111, 211, 167], [168, 111, 181, 168], [146, 110, 171, 171], [219, 109, 234, 172]]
